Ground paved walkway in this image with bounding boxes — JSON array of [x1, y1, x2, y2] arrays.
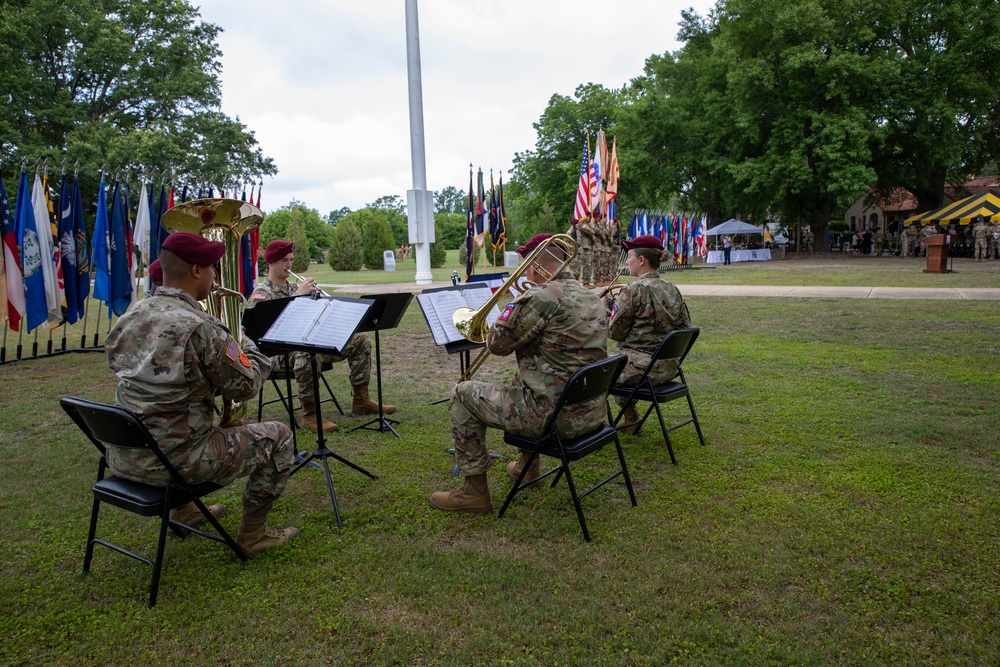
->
[[323, 281, 1000, 300]]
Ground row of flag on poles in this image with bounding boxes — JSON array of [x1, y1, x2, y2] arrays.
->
[[1, 169, 263, 334], [574, 130, 620, 223], [465, 166, 507, 280], [628, 210, 708, 264]]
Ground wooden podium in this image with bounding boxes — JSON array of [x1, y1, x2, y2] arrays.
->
[[923, 234, 951, 273]]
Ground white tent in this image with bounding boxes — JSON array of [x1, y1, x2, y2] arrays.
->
[[705, 219, 764, 236]]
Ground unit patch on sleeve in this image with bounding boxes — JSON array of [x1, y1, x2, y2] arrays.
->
[[610, 304, 618, 320], [498, 303, 516, 322], [226, 337, 240, 361]]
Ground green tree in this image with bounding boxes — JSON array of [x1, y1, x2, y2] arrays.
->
[[259, 201, 331, 261], [434, 186, 466, 213], [0, 0, 275, 203], [429, 220, 447, 268], [327, 206, 351, 226], [349, 211, 395, 269], [328, 218, 364, 271], [289, 214, 310, 272], [868, 0, 1000, 212], [434, 212, 468, 249], [366, 196, 409, 245]]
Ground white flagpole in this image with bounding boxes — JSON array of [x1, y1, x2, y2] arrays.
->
[[405, 0, 434, 284]]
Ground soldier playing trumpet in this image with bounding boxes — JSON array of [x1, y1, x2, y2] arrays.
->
[[250, 240, 394, 432]]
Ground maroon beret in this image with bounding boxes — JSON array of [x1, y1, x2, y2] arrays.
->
[[517, 233, 553, 258], [622, 234, 663, 251], [264, 240, 294, 263], [161, 231, 225, 266], [148, 259, 163, 282]]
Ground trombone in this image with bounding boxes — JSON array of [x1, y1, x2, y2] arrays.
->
[[598, 249, 629, 301], [452, 233, 578, 381]]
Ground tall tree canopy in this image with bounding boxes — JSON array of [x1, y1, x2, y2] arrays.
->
[[0, 0, 275, 188]]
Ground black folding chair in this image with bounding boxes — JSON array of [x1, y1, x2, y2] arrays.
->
[[498, 354, 636, 542], [60, 396, 246, 607], [610, 328, 706, 465], [256, 360, 345, 425]]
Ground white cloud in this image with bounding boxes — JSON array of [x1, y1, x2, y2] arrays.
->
[[196, 0, 715, 214]]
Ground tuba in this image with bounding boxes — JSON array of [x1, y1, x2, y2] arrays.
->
[[452, 233, 578, 381], [160, 198, 264, 426]]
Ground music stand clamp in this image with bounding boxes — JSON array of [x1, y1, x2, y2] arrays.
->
[[348, 293, 412, 439]]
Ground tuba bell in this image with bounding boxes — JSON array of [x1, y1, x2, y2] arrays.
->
[[160, 197, 264, 426]]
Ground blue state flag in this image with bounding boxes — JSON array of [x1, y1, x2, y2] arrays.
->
[[109, 183, 132, 316], [92, 180, 111, 307], [58, 176, 80, 323], [71, 177, 90, 317], [16, 171, 48, 332]]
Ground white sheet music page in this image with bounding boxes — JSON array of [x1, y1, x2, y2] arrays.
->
[[416, 294, 450, 346], [309, 299, 371, 352], [261, 297, 325, 344], [462, 286, 502, 328]]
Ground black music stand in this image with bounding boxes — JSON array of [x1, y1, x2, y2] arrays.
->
[[242, 296, 302, 457], [262, 296, 378, 527], [349, 293, 412, 439], [426, 339, 486, 406]]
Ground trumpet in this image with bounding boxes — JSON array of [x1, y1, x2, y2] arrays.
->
[[453, 233, 578, 381], [289, 270, 330, 297]]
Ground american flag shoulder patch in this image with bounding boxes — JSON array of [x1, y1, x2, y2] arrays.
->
[[498, 303, 515, 322], [226, 337, 239, 361], [610, 304, 618, 320]]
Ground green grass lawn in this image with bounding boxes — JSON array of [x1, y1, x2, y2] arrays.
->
[[1, 262, 998, 665]]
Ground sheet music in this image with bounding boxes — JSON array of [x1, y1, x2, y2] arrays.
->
[[417, 286, 503, 346], [416, 294, 450, 346], [261, 298, 324, 343], [261, 297, 371, 352], [311, 299, 372, 352]]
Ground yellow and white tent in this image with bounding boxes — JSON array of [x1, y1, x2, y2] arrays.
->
[[904, 188, 1000, 226]]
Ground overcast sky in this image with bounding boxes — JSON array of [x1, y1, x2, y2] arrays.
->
[[197, 0, 716, 216]]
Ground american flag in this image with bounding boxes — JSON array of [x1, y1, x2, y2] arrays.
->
[[573, 137, 590, 221]]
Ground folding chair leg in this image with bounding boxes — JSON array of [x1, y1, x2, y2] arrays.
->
[[149, 505, 172, 607], [497, 450, 539, 518], [83, 497, 101, 573], [652, 402, 678, 465], [560, 461, 591, 542], [686, 393, 706, 446], [615, 440, 638, 507]]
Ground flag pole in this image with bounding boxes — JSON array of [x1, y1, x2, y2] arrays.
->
[[16, 325, 23, 360], [92, 302, 102, 347], [80, 297, 90, 349], [33, 327, 39, 357], [1, 325, 7, 363], [405, 0, 434, 284]]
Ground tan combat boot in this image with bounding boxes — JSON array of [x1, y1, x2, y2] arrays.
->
[[169, 501, 226, 536], [429, 473, 492, 514], [616, 403, 643, 435], [352, 385, 396, 416], [236, 506, 300, 557], [301, 397, 338, 432], [506, 451, 543, 489]]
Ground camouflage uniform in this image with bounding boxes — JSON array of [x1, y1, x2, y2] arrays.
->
[[450, 274, 609, 476], [899, 226, 912, 257], [973, 221, 989, 260], [576, 219, 596, 284], [250, 277, 371, 400], [105, 287, 293, 511], [874, 229, 885, 256], [990, 222, 1000, 260], [919, 224, 937, 256], [607, 271, 691, 402], [597, 223, 611, 282]]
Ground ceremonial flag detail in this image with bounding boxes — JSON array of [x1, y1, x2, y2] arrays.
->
[[43, 175, 66, 317], [58, 176, 79, 324], [109, 183, 133, 316], [494, 175, 507, 251], [606, 138, 620, 202], [71, 177, 90, 315], [474, 168, 487, 247], [1, 175, 23, 329], [17, 171, 47, 332], [574, 137, 591, 221], [31, 175, 62, 327], [465, 168, 475, 280], [133, 182, 151, 289], [92, 181, 111, 307]]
